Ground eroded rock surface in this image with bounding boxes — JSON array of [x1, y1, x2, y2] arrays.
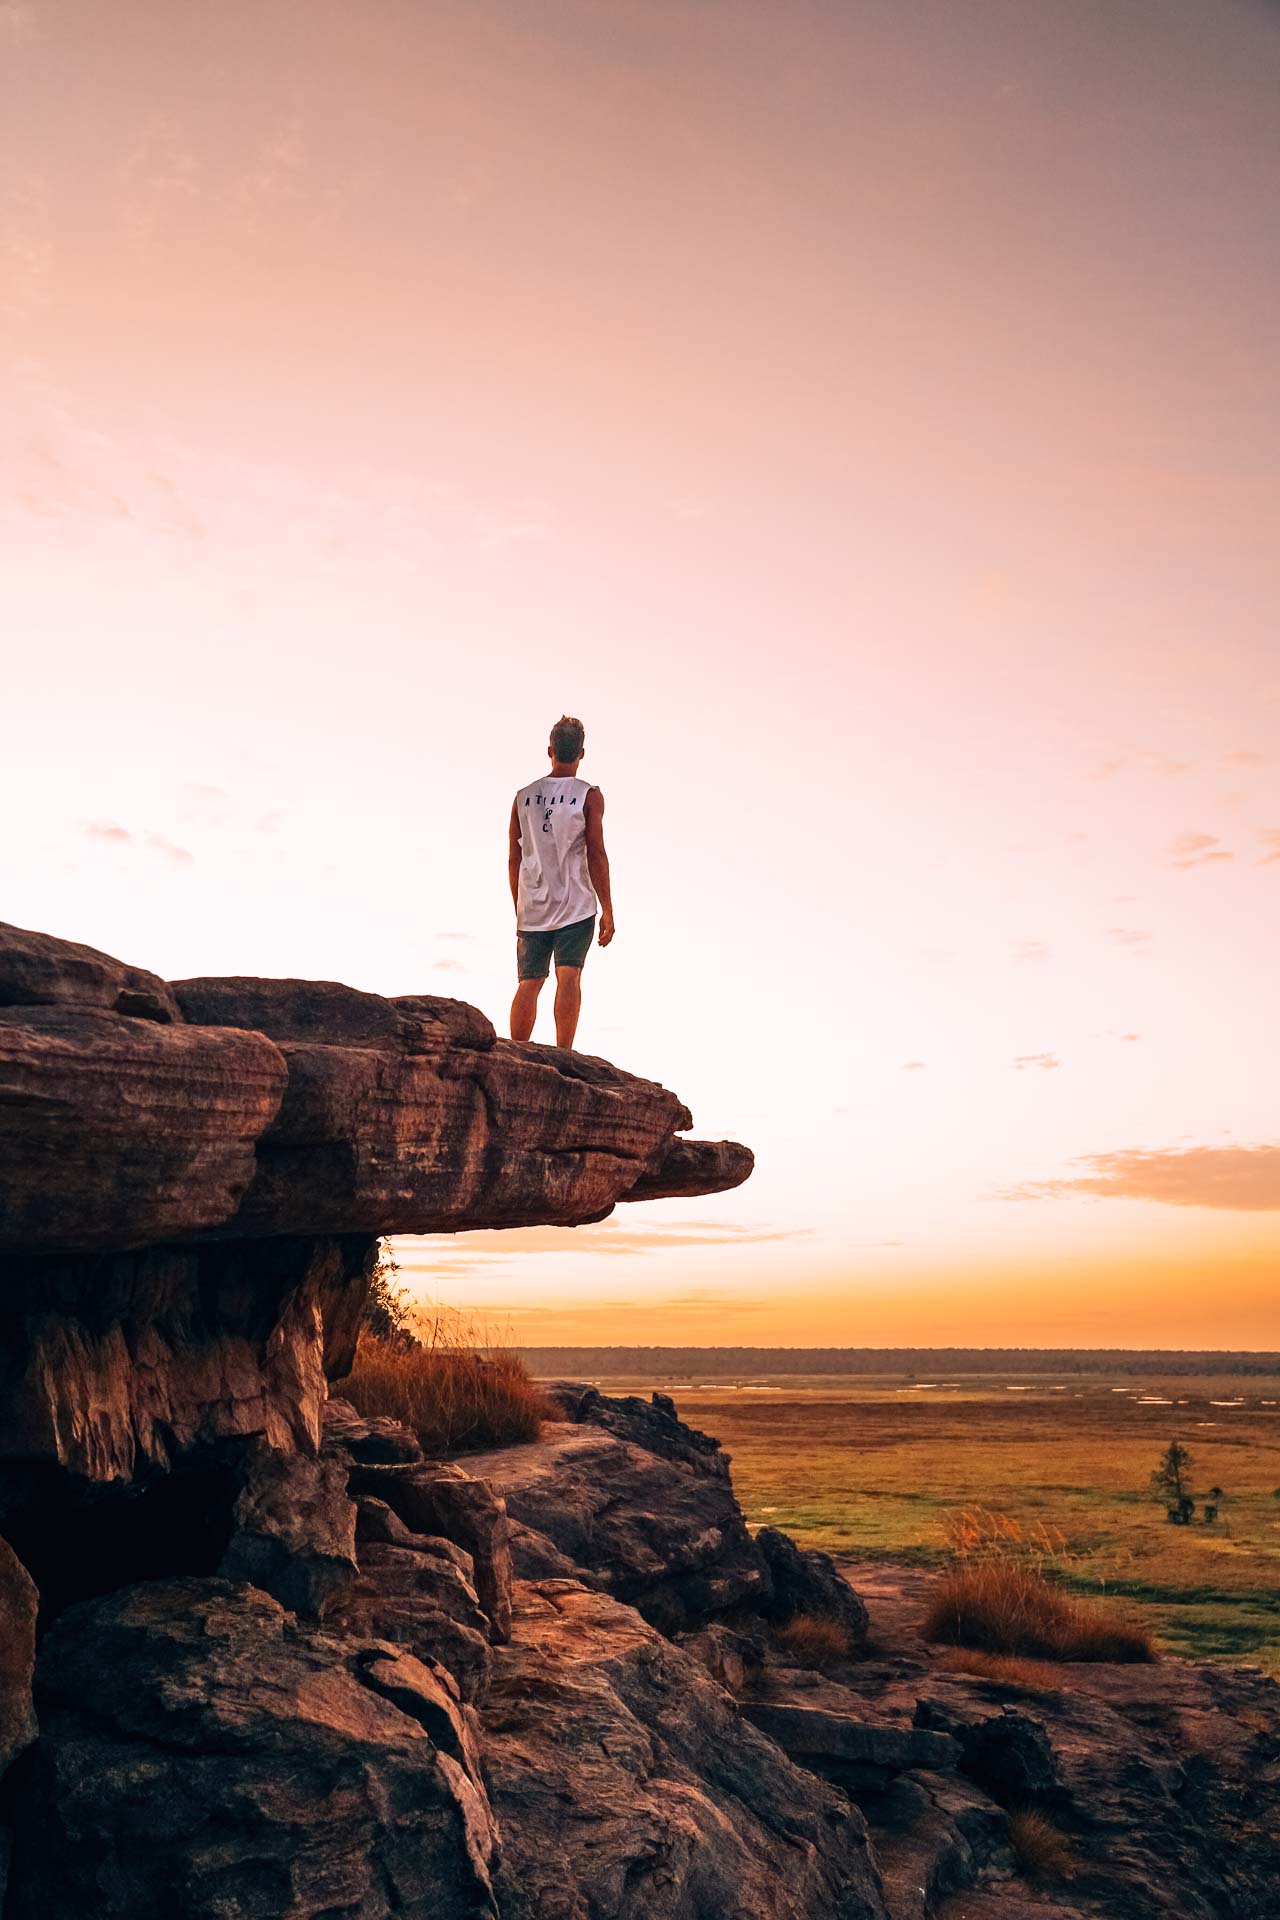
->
[[218, 1442, 358, 1616], [0, 1234, 375, 1481], [481, 1578, 888, 1920], [6, 1579, 499, 1920], [462, 1420, 770, 1633]]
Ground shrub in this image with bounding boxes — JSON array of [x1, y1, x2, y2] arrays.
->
[[934, 1648, 1065, 1691], [1008, 1809, 1073, 1883], [360, 1241, 418, 1348], [772, 1614, 855, 1668], [340, 1332, 553, 1453]]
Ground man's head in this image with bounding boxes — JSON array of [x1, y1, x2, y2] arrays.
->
[[549, 714, 586, 767]]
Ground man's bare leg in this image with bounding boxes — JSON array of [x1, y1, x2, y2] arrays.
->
[[510, 977, 545, 1042], [554, 965, 583, 1048]]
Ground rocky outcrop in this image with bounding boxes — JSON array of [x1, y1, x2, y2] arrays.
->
[[772, 1561, 1280, 1920], [462, 1417, 771, 1633], [5, 1579, 499, 1920], [481, 1579, 887, 1920], [0, 922, 750, 1486], [758, 1524, 871, 1644], [0, 923, 751, 1259]]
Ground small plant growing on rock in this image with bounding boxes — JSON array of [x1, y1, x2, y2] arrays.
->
[[340, 1286, 554, 1452], [1008, 1809, 1074, 1883], [772, 1613, 855, 1669], [360, 1240, 419, 1349], [1151, 1440, 1195, 1525]]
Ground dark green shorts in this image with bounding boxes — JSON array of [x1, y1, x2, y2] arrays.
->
[[517, 915, 596, 980]]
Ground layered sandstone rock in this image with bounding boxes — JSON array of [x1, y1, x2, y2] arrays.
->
[[0, 922, 751, 1259]]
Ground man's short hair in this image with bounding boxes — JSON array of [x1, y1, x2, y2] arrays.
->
[[550, 715, 585, 761]]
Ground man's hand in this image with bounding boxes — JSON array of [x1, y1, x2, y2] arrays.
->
[[584, 788, 615, 948]]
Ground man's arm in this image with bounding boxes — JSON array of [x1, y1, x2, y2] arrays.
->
[[584, 786, 614, 946], [508, 801, 522, 914]]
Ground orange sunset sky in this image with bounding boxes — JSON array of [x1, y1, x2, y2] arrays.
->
[[3, 1, 1277, 1348]]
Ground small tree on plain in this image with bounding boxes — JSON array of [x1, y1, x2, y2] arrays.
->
[[1151, 1440, 1195, 1525]]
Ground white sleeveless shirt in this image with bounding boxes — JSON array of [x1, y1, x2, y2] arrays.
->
[[515, 776, 598, 931]]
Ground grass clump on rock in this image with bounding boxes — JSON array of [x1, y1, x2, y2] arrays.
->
[[924, 1509, 1154, 1664], [771, 1613, 856, 1668], [1007, 1809, 1074, 1883], [342, 1245, 553, 1452]]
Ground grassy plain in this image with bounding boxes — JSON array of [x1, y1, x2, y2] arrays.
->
[[586, 1371, 1280, 1672]]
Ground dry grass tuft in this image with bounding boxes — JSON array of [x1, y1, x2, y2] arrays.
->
[[923, 1561, 1154, 1662], [772, 1613, 855, 1668], [340, 1332, 553, 1453], [1008, 1809, 1074, 1883], [934, 1647, 1066, 1691], [924, 1508, 1155, 1663]]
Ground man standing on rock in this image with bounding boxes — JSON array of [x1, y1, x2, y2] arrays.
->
[[508, 715, 614, 1049]]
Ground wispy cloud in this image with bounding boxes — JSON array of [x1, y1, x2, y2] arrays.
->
[[1011, 938, 1050, 963], [1167, 831, 1232, 870], [1258, 829, 1280, 868], [1105, 927, 1152, 951], [1011, 1052, 1059, 1070], [1225, 750, 1269, 767], [83, 822, 193, 864], [394, 1219, 810, 1274], [902, 1060, 928, 1071], [1004, 1143, 1280, 1211]]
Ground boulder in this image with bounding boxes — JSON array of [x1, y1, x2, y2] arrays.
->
[[461, 1420, 771, 1634], [0, 1534, 37, 1780], [322, 1394, 425, 1464], [345, 1463, 513, 1644], [218, 1443, 358, 1616], [324, 1540, 493, 1702], [0, 921, 180, 1024], [757, 1526, 870, 1644], [481, 1579, 888, 1920], [6, 1578, 498, 1920], [741, 1700, 959, 1786]]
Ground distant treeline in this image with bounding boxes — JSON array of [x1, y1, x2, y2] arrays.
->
[[519, 1347, 1280, 1378]]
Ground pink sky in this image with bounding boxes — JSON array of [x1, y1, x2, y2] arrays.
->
[[3, 0, 1278, 1345]]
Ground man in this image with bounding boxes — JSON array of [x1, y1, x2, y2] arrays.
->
[[508, 714, 614, 1048]]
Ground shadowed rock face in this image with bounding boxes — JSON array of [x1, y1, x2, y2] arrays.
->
[[5, 1579, 499, 1920], [0, 923, 750, 1255]]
